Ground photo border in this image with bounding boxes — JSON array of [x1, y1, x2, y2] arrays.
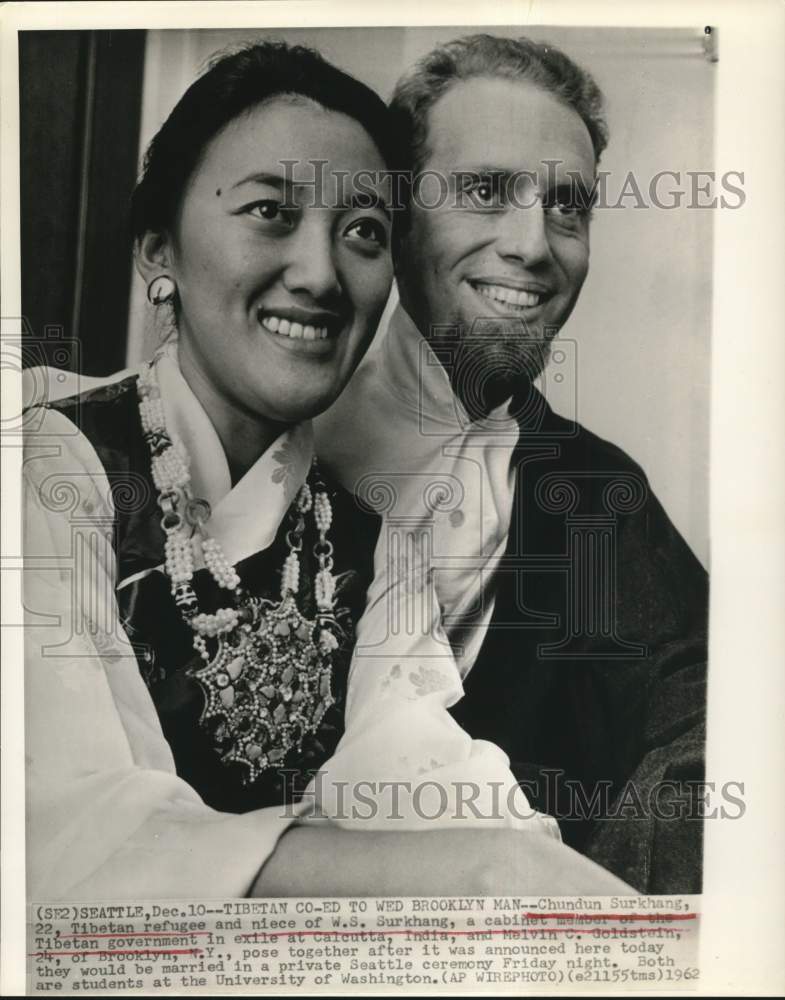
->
[[2, 1, 784, 995]]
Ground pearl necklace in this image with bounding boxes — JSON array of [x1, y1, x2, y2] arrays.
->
[[137, 357, 342, 783]]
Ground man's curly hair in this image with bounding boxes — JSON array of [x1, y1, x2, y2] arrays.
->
[[389, 32, 609, 182]]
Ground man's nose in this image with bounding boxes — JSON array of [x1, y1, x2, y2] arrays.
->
[[282, 223, 342, 301], [494, 201, 553, 268]]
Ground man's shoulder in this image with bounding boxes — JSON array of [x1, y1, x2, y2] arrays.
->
[[524, 389, 649, 482]]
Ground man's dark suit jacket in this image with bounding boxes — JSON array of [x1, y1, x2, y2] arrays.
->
[[450, 385, 708, 894]]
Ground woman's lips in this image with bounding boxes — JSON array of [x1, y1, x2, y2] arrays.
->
[[260, 315, 329, 340], [255, 306, 345, 356], [256, 305, 344, 342]]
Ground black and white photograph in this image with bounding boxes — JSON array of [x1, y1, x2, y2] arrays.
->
[[2, 1, 784, 995]]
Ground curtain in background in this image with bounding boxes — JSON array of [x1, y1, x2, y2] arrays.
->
[[19, 30, 146, 375]]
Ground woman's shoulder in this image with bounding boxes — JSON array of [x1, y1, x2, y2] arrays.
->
[[25, 366, 139, 424], [23, 364, 136, 405], [24, 367, 144, 465], [317, 461, 381, 548], [23, 367, 150, 518]]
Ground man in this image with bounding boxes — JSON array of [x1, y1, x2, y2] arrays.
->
[[315, 33, 708, 893]]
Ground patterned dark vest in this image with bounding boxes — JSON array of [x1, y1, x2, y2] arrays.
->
[[46, 376, 380, 814]]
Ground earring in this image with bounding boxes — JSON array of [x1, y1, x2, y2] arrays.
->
[[147, 274, 176, 305]]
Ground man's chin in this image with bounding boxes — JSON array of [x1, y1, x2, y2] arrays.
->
[[446, 337, 552, 418], [461, 333, 552, 380]]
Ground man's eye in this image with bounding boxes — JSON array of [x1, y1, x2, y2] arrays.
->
[[546, 201, 581, 217], [344, 218, 388, 247], [543, 190, 590, 222], [466, 177, 504, 208]]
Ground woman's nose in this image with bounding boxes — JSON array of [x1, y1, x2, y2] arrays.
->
[[494, 202, 553, 268], [282, 222, 342, 301]]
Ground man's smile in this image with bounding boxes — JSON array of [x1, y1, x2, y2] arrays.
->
[[466, 278, 553, 316]]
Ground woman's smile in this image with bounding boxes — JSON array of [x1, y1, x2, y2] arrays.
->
[[257, 303, 346, 353]]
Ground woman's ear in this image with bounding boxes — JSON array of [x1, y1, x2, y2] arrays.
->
[[134, 230, 174, 285]]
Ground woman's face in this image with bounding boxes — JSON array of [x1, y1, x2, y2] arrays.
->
[[165, 98, 392, 425]]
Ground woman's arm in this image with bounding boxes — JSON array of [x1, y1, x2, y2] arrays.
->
[[252, 823, 635, 897]]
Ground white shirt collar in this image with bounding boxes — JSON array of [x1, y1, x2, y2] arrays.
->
[[378, 303, 517, 436], [155, 340, 313, 567]]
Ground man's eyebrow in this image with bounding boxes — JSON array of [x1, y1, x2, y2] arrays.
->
[[453, 166, 512, 183], [546, 177, 598, 209]]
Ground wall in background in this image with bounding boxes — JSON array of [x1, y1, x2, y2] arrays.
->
[[126, 26, 714, 567]]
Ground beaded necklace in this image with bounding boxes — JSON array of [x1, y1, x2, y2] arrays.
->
[[137, 356, 342, 783]]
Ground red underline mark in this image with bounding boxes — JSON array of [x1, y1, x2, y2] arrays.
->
[[232, 926, 693, 940], [30, 949, 203, 958], [61, 931, 212, 940], [524, 912, 699, 922]]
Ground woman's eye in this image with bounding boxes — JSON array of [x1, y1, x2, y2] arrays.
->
[[344, 218, 388, 247], [246, 200, 293, 225]]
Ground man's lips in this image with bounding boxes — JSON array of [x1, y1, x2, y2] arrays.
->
[[468, 279, 553, 311], [256, 305, 344, 342]]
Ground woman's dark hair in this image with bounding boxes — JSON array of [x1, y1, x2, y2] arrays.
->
[[131, 40, 395, 241]]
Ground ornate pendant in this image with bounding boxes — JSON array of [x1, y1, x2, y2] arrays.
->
[[187, 593, 337, 783]]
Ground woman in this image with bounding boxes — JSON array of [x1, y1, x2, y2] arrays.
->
[[24, 41, 631, 900]]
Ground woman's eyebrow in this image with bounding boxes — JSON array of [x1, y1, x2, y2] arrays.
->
[[348, 192, 391, 218], [231, 171, 287, 191], [231, 171, 302, 208]]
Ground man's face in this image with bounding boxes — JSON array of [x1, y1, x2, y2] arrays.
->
[[397, 76, 596, 413]]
